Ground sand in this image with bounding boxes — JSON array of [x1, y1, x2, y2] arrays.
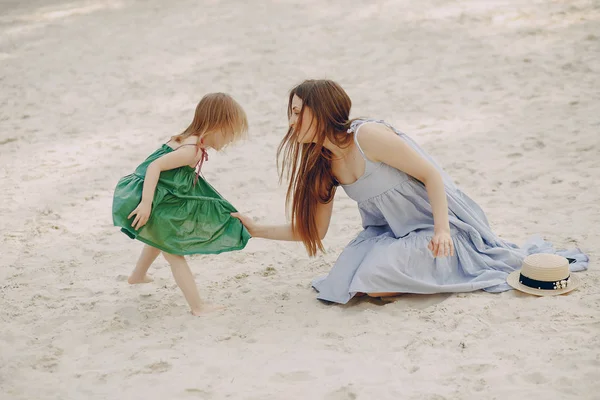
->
[[1, 0, 599, 399]]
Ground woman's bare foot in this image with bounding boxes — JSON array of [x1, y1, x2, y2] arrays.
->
[[191, 303, 225, 317], [367, 292, 401, 298], [127, 274, 154, 284]]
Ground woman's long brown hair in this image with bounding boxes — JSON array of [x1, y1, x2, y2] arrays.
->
[[277, 80, 354, 256]]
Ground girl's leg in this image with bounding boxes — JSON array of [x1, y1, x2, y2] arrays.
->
[[128, 245, 161, 284], [162, 252, 222, 316]]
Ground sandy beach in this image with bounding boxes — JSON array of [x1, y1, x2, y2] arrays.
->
[[1, 0, 599, 399]]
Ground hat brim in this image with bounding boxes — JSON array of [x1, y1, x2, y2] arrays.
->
[[507, 271, 580, 296]]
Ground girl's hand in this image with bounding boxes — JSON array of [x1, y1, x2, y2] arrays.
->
[[128, 201, 152, 230], [231, 212, 257, 236], [428, 229, 454, 258]]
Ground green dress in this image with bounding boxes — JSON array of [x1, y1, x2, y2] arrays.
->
[[112, 144, 251, 255]]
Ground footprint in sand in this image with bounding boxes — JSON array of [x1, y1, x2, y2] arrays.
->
[[521, 138, 546, 150], [146, 361, 171, 373], [472, 378, 488, 392], [139, 302, 158, 312], [458, 363, 495, 374], [321, 331, 344, 340], [325, 385, 357, 400], [32, 346, 64, 373], [130, 361, 172, 376], [522, 372, 548, 385], [270, 370, 315, 382], [184, 388, 213, 397]]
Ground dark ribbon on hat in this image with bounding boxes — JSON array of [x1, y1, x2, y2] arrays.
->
[[519, 274, 570, 290]]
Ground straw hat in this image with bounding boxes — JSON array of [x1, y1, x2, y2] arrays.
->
[[507, 253, 580, 296]]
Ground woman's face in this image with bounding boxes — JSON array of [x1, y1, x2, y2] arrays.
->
[[289, 94, 317, 143]]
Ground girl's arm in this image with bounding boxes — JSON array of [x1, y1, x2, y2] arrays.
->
[[232, 197, 334, 241], [129, 146, 200, 230], [357, 122, 454, 258]]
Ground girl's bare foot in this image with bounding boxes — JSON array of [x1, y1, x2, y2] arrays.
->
[[191, 303, 225, 316], [127, 274, 154, 284]]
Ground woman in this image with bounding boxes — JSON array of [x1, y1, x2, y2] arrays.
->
[[233, 79, 588, 304]]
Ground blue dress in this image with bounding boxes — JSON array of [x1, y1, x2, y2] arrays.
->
[[312, 119, 589, 304]]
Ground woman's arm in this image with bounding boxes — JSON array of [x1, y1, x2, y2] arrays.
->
[[232, 197, 335, 241], [357, 123, 454, 257], [129, 146, 199, 230]]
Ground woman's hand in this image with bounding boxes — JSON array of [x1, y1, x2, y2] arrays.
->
[[428, 229, 454, 258], [231, 212, 258, 236], [128, 201, 152, 230]]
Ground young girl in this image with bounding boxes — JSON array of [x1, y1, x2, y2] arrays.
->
[[112, 93, 251, 316], [233, 79, 588, 304]]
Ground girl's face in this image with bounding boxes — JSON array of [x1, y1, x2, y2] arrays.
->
[[202, 129, 234, 151], [289, 95, 317, 144]]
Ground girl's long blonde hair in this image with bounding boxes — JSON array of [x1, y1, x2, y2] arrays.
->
[[172, 93, 248, 147]]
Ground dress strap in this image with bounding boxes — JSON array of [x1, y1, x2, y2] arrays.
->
[[347, 119, 397, 161], [348, 119, 370, 160], [193, 148, 208, 186]]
